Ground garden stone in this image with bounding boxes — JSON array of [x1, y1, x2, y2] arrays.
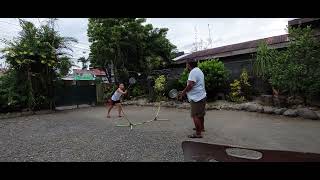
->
[[297, 108, 319, 120], [247, 103, 260, 112], [256, 106, 264, 113], [283, 109, 298, 117], [315, 111, 320, 119], [177, 104, 184, 109], [233, 104, 241, 111], [240, 103, 250, 110], [263, 106, 275, 114], [274, 108, 287, 115]]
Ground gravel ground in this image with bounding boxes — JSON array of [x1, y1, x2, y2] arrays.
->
[[1, 105, 320, 162]]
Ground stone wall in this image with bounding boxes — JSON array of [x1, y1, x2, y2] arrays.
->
[[122, 99, 320, 120]]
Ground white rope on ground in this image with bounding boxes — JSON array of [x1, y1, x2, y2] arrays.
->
[[115, 102, 169, 130]]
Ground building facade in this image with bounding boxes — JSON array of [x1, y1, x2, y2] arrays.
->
[[172, 18, 320, 93]]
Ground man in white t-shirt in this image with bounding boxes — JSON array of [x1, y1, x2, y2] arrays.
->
[[179, 60, 207, 138]]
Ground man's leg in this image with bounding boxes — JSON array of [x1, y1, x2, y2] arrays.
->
[[193, 116, 202, 136], [193, 99, 205, 132], [200, 117, 204, 131], [189, 102, 202, 138]]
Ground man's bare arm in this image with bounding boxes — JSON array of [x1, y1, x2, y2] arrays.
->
[[180, 80, 195, 97]]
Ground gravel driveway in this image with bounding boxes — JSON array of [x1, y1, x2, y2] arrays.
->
[[1, 105, 320, 162]]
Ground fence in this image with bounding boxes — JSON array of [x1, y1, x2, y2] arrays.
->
[[54, 82, 97, 107]]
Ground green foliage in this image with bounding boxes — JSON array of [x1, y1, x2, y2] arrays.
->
[[0, 70, 28, 112], [239, 69, 252, 99], [178, 69, 188, 87], [179, 59, 230, 98], [131, 85, 145, 97], [257, 26, 320, 102], [228, 80, 245, 103], [0, 18, 77, 111], [87, 18, 177, 82], [165, 79, 183, 96], [198, 60, 230, 92], [104, 85, 117, 100], [254, 42, 278, 81], [78, 56, 89, 70], [154, 75, 166, 92], [57, 56, 73, 77], [227, 69, 252, 103], [154, 75, 166, 101]]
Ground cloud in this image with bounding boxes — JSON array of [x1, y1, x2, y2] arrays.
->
[[147, 18, 295, 52], [1, 18, 296, 67]]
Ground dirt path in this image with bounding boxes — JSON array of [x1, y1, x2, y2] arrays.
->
[[1, 106, 320, 161]]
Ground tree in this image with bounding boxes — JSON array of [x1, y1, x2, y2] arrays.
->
[[253, 41, 278, 81], [271, 26, 320, 102], [1, 18, 77, 111], [256, 25, 320, 103], [87, 18, 177, 83], [78, 56, 89, 69], [57, 56, 73, 76]]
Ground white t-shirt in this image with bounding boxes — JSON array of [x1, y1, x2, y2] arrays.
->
[[111, 89, 122, 101], [186, 67, 206, 102]]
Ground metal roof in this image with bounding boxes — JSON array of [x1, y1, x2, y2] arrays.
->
[[172, 53, 191, 61], [288, 18, 320, 26], [174, 34, 289, 64]]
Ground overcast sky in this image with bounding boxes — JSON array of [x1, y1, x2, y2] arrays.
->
[[0, 18, 294, 68]]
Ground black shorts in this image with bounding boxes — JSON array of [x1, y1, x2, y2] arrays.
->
[[111, 100, 120, 105]]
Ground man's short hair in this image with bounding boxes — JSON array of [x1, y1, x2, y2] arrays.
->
[[187, 60, 198, 68]]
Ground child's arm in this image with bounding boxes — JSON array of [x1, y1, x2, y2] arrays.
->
[[117, 88, 127, 95]]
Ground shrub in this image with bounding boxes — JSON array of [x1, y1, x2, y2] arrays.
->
[[239, 69, 253, 100], [103, 85, 117, 100], [0, 70, 29, 112], [228, 80, 245, 103], [154, 75, 167, 101], [165, 78, 183, 97], [227, 69, 252, 103], [179, 59, 230, 99], [131, 85, 145, 97]]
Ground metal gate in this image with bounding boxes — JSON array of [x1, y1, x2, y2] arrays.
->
[[54, 83, 96, 107]]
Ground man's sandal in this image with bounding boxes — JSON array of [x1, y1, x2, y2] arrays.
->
[[188, 134, 203, 138]]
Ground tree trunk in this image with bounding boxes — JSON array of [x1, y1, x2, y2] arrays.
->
[[27, 66, 34, 111]]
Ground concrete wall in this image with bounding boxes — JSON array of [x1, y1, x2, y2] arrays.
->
[[172, 54, 271, 94]]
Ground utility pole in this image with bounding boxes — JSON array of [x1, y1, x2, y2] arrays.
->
[[207, 24, 213, 49], [193, 26, 198, 52]]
